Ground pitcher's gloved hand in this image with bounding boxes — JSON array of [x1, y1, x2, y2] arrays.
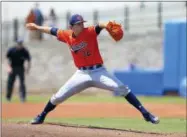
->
[[106, 21, 124, 41]]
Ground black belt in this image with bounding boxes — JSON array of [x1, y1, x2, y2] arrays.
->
[[79, 64, 103, 70]]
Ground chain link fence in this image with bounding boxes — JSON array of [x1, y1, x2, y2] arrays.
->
[[2, 2, 186, 48]]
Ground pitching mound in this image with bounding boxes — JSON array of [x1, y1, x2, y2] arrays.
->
[[2, 123, 185, 137]]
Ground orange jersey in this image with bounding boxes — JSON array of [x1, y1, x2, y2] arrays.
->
[[57, 26, 103, 68]]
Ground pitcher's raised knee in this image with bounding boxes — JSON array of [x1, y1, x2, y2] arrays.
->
[[116, 85, 131, 96]]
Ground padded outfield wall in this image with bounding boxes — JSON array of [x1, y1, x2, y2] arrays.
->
[[113, 19, 186, 96]]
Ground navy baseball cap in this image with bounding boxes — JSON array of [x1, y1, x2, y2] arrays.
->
[[16, 39, 24, 44], [69, 14, 86, 25]]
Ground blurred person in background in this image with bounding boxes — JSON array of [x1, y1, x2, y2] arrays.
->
[[26, 9, 36, 24], [46, 8, 58, 39], [6, 39, 31, 102], [33, 2, 44, 40], [25, 9, 36, 41], [48, 8, 57, 27]]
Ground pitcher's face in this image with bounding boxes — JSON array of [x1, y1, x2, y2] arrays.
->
[[71, 22, 84, 35]]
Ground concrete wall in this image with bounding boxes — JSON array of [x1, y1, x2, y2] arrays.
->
[[1, 32, 163, 92]]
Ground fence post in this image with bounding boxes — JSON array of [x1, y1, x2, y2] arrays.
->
[[3, 22, 10, 48], [66, 11, 71, 29], [124, 6, 129, 32], [93, 10, 99, 25], [13, 18, 18, 42], [140, 1, 145, 11], [157, 2, 163, 30]]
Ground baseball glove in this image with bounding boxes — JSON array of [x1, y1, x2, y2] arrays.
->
[[106, 21, 123, 41]]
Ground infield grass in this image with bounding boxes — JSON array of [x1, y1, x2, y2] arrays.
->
[[2, 117, 186, 133], [2, 94, 186, 133]]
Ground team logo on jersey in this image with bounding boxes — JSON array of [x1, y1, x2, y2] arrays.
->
[[70, 42, 87, 53]]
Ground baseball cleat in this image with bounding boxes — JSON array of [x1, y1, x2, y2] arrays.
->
[[142, 112, 160, 124], [30, 114, 45, 124]]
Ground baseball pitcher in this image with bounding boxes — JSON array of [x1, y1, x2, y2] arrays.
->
[[26, 14, 159, 125]]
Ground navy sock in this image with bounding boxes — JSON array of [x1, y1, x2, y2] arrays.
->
[[41, 100, 56, 116], [125, 92, 148, 114]]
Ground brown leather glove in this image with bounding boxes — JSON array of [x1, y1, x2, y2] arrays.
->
[[106, 21, 124, 41]]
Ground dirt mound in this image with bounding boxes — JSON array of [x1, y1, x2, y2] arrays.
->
[[2, 123, 185, 137]]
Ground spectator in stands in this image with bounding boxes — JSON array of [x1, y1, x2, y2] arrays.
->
[[33, 2, 44, 26], [26, 9, 36, 40], [48, 8, 57, 27], [26, 9, 35, 24], [33, 2, 44, 40], [6, 39, 31, 102]]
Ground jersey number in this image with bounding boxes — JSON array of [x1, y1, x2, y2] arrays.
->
[[82, 50, 91, 57]]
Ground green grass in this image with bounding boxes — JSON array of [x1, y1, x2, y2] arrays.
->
[[2, 94, 186, 104], [2, 94, 186, 133], [2, 117, 186, 133]]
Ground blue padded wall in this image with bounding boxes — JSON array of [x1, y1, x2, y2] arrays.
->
[[113, 70, 163, 96], [112, 20, 186, 96], [179, 22, 187, 81], [179, 21, 187, 97], [163, 21, 180, 90]]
